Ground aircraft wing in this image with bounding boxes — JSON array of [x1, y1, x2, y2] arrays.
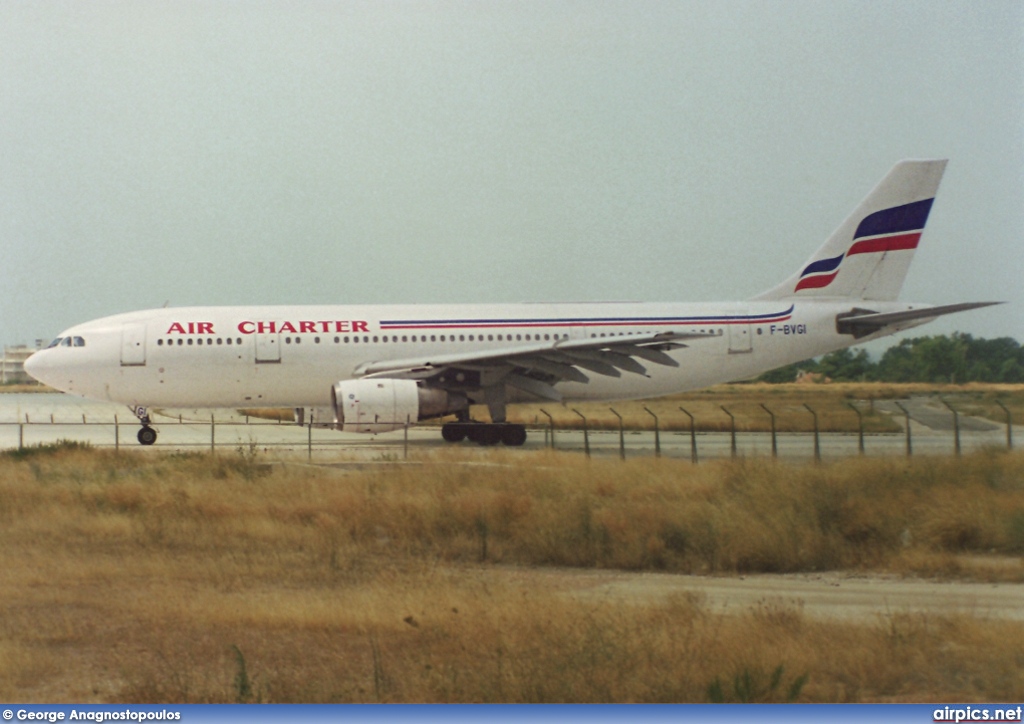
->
[[353, 330, 719, 401], [836, 301, 1003, 339]]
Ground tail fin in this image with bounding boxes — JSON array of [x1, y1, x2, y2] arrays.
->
[[753, 159, 948, 302]]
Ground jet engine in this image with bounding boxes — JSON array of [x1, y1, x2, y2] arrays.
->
[[331, 378, 466, 433]]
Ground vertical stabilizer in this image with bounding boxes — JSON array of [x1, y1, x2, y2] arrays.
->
[[753, 159, 947, 302]]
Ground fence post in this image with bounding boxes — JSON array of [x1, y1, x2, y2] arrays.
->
[[539, 409, 555, 450], [894, 401, 912, 456], [803, 404, 821, 462], [847, 402, 865, 455], [18, 423, 23, 450], [760, 404, 777, 458], [941, 398, 961, 456], [678, 407, 697, 463], [610, 408, 625, 460], [211, 413, 216, 453], [995, 400, 1013, 450], [404, 415, 409, 460], [643, 407, 661, 458], [309, 419, 314, 462], [114, 414, 119, 451], [572, 409, 590, 458], [720, 406, 736, 458]]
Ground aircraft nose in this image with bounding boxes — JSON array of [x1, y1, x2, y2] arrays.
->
[[23, 351, 48, 385]]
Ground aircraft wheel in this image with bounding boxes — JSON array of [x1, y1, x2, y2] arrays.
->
[[137, 426, 157, 446], [441, 423, 466, 443], [500, 424, 527, 447], [473, 425, 502, 446]]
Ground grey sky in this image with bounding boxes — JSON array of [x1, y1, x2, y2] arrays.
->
[[2, 1, 1021, 349]]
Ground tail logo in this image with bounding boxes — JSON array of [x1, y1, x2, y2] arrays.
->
[[795, 198, 935, 292]]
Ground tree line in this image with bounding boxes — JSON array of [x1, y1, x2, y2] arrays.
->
[[758, 333, 1024, 384]]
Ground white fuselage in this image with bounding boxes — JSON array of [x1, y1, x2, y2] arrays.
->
[[25, 299, 923, 411]]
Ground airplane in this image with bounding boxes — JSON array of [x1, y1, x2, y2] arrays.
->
[[25, 159, 999, 447]]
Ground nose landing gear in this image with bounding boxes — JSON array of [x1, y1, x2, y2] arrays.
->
[[132, 406, 158, 446], [137, 426, 157, 445]]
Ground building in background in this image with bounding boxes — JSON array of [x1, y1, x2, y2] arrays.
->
[[2, 343, 43, 384]]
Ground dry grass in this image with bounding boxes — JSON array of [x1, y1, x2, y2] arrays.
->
[[1, 444, 1023, 702], [0, 383, 52, 393]]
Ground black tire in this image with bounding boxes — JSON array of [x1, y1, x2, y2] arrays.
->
[[137, 426, 157, 446], [441, 423, 466, 443], [500, 424, 527, 447], [474, 425, 502, 446]]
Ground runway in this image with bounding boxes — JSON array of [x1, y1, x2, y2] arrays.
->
[[0, 392, 1013, 460]]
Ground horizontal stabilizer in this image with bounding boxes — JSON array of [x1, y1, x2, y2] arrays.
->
[[837, 301, 1003, 338]]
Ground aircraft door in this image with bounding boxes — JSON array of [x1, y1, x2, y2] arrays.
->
[[255, 331, 281, 363], [120, 324, 147, 366], [728, 306, 753, 354]]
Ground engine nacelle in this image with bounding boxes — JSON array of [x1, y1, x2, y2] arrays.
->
[[331, 378, 467, 433], [293, 407, 337, 428]]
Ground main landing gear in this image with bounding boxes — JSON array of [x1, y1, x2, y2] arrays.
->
[[441, 422, 528, 447], [132, 406, 157, 446]]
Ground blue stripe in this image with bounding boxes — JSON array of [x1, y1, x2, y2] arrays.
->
[[800, 253, 844, 279], [854, 198, 934, 240]]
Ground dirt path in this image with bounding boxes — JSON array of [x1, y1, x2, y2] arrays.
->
[[496, 566, 1024, 620]]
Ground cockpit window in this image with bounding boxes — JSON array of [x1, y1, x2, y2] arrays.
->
[[45, 335, 86, 348]]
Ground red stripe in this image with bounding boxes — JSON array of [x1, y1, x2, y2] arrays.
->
[[794, 271, 838, 292], [848, 232, 920, 256], [383, 317, 792, 330]]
